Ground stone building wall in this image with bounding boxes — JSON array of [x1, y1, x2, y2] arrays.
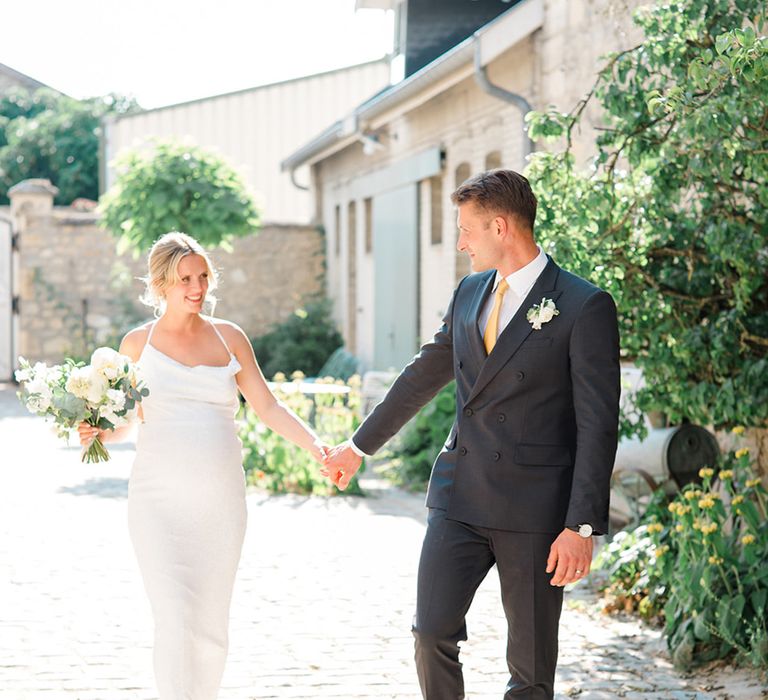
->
[[8, 180, 324, 364], [315, 0, 649, 367]]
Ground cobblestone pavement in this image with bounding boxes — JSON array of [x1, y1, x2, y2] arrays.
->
[[1, 386, 766, 700]]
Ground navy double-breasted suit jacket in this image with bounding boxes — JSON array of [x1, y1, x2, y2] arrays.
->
[[353, 256, 620, 535]]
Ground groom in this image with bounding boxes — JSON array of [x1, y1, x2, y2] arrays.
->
[[325, 169, 620, 699]]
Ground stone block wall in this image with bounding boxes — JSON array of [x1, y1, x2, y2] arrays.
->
[[9, 180, 324, 364]]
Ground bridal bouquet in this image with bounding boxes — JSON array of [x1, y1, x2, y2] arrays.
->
[[15, 347, 149, 463]]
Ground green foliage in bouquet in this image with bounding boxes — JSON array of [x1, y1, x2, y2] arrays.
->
[[250, 300, 344, 379], [381, 383, 456, 491], [525, 1, 768, 435], [239, 372, 363, 495], [99, 140, 260, 253]]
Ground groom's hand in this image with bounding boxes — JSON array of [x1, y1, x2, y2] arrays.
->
[[321, 443, 363, 490], [546, 529, 593, 587]]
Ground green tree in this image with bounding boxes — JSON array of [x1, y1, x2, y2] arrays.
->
[[525, 1, 767, 438], [0, 89, 137, 204], [0, 88, 59, 147], [99, 140, 260, 252]]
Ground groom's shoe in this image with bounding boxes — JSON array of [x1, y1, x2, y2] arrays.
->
[[504, 678, 554, 700]]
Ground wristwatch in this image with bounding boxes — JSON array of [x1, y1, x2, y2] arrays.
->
[[567, 523, 594, 538]]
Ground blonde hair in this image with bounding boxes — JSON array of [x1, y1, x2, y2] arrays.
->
[[140, 232, 219, 315]]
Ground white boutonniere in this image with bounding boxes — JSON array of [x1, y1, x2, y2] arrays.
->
[[527, 297, 559, 330]]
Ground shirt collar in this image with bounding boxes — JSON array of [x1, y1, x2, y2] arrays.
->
[[493, 246, 548, 298]]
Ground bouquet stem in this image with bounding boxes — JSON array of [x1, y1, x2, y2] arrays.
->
[[82, 436, 111, 463]]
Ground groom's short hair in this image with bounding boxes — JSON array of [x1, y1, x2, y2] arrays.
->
[[450, 169, 537, 233]]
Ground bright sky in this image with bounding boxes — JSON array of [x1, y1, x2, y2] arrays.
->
[[2, 0, 393, 109]]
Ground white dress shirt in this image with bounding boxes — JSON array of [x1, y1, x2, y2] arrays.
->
[[478, 246, 548, 342], [349, 247, 548, 458]]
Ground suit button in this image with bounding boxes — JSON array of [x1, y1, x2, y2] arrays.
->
[[516, 371, 525, 381], [460, 446, 468, 456], [464, 408, 473, 417], [497, 413, 506, 423], [458, 360, 463, 369], [493, 451, 501, 461]]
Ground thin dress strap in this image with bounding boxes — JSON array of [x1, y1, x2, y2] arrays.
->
[[208, 319, 233, 356], [145, 321, 157, 344]]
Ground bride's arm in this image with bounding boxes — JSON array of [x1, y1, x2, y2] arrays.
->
[[226, 323, 327, 463], [77, 329, 145, 446]]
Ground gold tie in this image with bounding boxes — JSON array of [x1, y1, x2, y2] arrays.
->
[[484, 278, 509, 354]]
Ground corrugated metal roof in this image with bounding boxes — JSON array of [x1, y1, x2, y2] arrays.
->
[[110, 59, 389, 120], [0, 62, 54, 92]]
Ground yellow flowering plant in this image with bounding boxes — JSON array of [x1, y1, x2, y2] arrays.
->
[[597, 442, 767, 671], [646, 445, 767, 670]]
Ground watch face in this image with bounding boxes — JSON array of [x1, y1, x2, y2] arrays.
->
[[579, 524, 593, 538]]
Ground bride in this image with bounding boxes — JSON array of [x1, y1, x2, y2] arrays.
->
[[78, 231, 329, 699]]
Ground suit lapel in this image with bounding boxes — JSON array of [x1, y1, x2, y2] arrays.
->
[[465, 257, 562, 405], [465, 271, 495, 368]]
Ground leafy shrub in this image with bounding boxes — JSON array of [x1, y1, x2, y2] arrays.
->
[[381, 382, 456, 491], [594, 493, 668, 623], [251, 300, 343, 378], [239, 372, 363, 495]]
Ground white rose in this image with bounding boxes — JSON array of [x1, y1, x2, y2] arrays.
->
[[66, 366, 108, 405], [91, 347, 130, 381], [25, 375, 53, 412], [27, 393, 51, 413], [106, 388, 126, 412], [45, 364, 64, 384], [14, 367, 32, 383]]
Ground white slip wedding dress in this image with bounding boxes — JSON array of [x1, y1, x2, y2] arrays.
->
[[128, 320, 247, 699]]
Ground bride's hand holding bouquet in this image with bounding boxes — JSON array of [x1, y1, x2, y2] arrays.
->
[[16, 347, 149, 463]]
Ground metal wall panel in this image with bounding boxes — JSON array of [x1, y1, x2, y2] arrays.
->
[[103, 61, 390, 225], [372, 184, 418, 370]]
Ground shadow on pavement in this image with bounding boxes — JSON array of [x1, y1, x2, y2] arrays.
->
[[247, 465, 428, 524], [59, 477, 129, 499], [0, 384, 28, 418]]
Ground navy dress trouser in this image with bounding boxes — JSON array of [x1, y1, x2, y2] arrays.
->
[[413, 508, 564, 700]]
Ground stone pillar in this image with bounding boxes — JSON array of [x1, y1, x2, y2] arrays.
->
[[8, 179, 58, 224], [8, 180, 59, 362]]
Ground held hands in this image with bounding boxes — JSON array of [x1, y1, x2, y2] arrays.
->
[[319, 442, 363, 490], [310, 439, 331, 466], [546, 529, 594, 587]]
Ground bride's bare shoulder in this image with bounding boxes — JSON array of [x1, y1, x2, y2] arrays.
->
[[120, 321, 154, 360], [209, 317, 250, 349]]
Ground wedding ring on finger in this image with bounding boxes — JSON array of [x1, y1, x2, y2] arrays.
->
[[575, 569, 583, 575]]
